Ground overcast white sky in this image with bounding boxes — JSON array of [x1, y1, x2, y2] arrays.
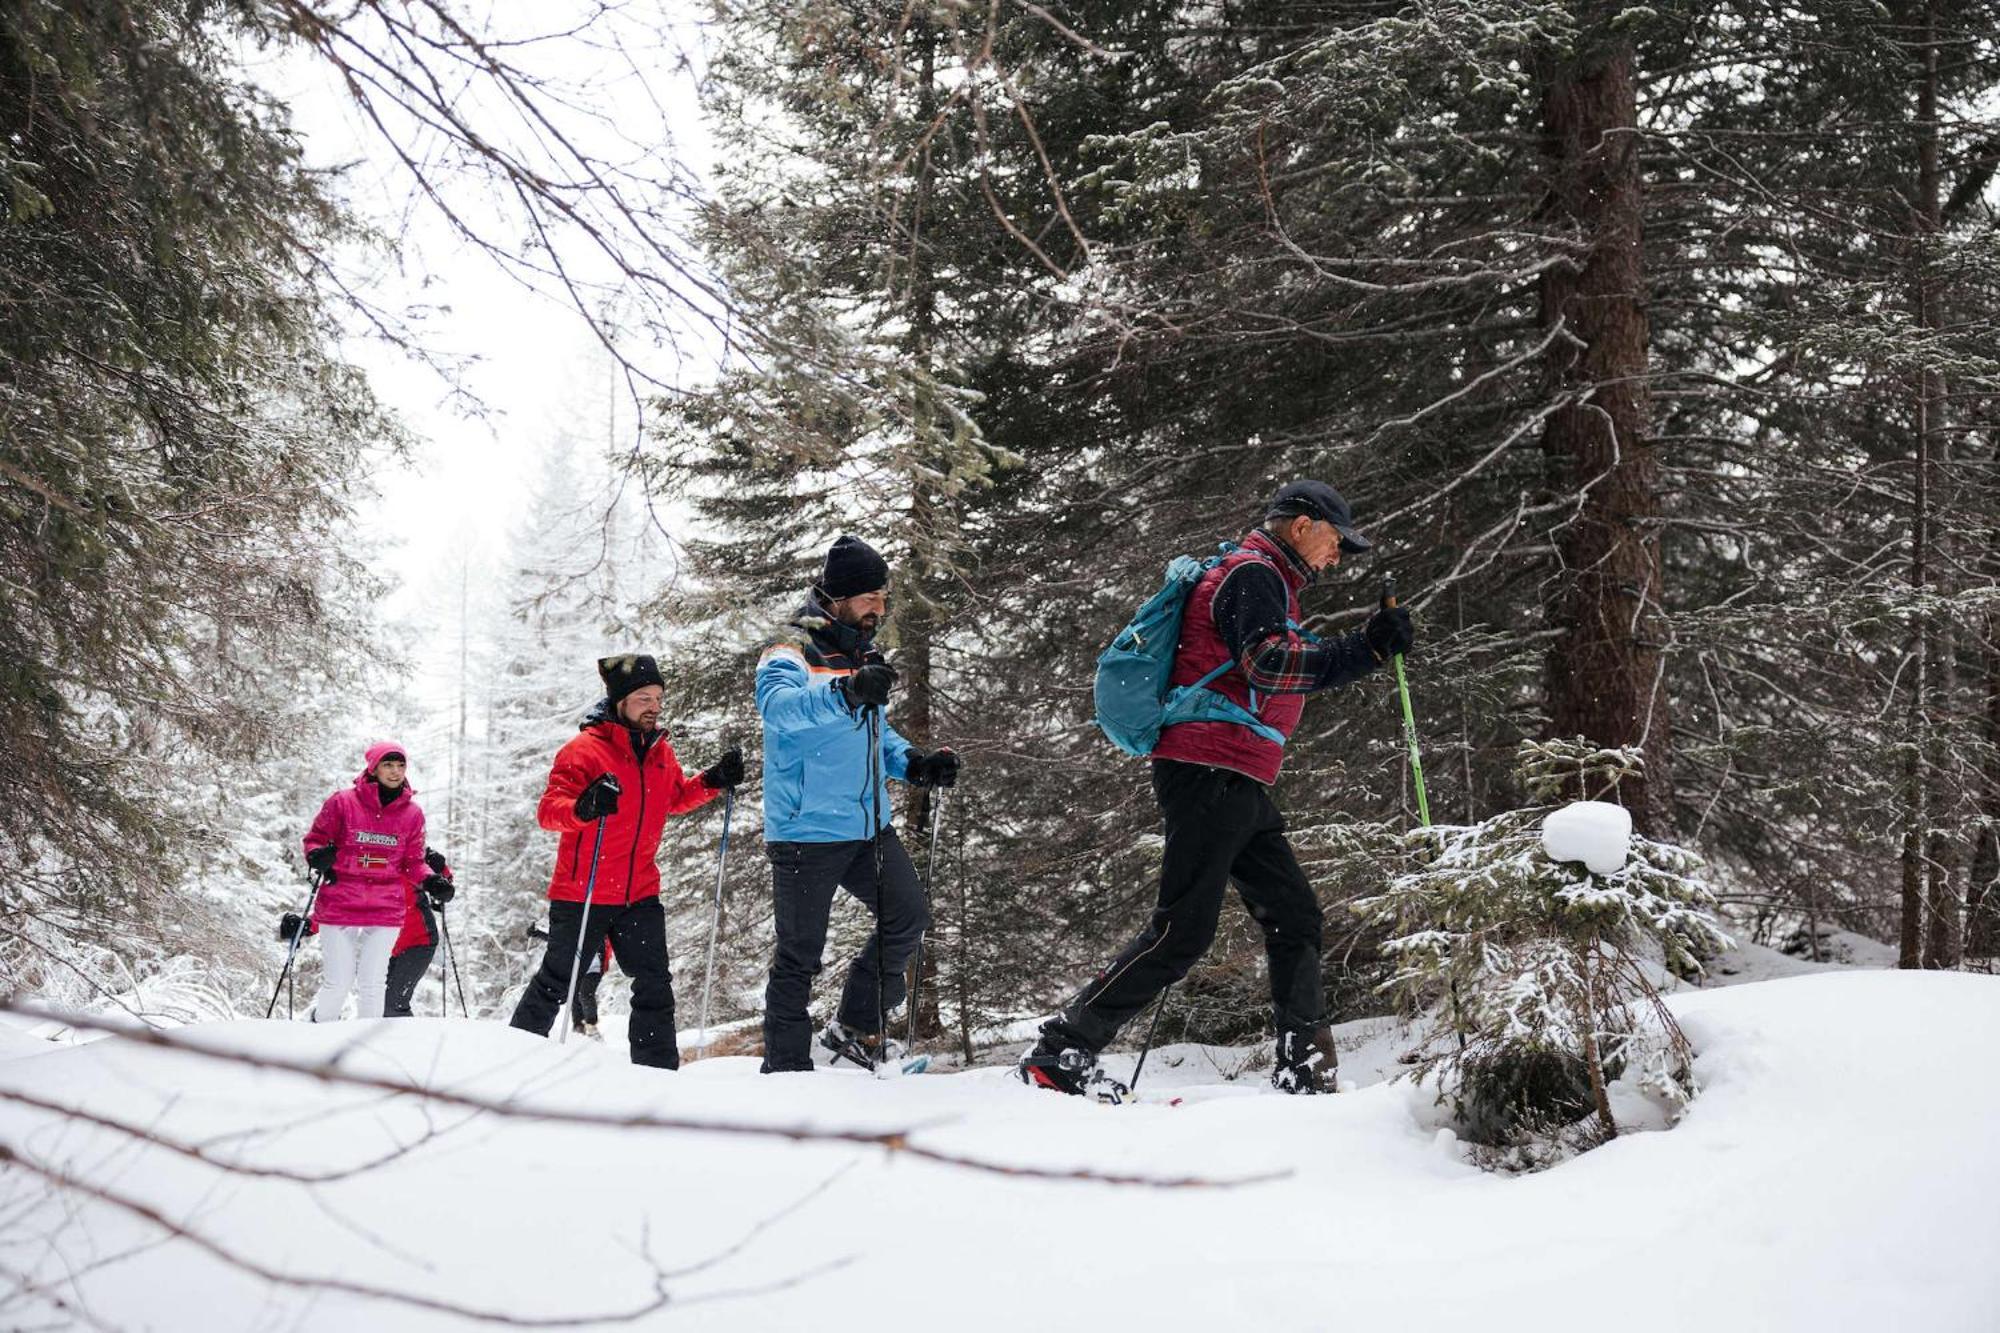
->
[[245, 4, 723, 738]]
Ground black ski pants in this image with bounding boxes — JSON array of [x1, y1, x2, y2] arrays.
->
[[510, 897, 678, 1068], [384, 895, 439, 1018], [760, 830, 929, 1072], [1047, 758, 1324, 1054], [384, 945, 435, 1018]]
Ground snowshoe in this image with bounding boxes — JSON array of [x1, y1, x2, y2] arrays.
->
[[1272, 1026, 1338, 1095], [1017, 1043, 1129, 1104], [817, 1021, 913, 1074]]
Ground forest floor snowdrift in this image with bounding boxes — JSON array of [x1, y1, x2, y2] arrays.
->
[[2, 965, 1995, 1331]]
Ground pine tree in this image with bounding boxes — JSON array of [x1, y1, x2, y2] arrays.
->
[[1358, 739, 1730, 1159], [461, 429, 666, 1014], [646, 1, 1099, 1037], [1634, 0, 2000, 959], [0, 1, 391, 998]]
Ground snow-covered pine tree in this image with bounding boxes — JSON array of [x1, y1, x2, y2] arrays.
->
[[644, 2, 1095, 1041], [1358, 738, 1730, 1162], [1636, 0, 2000, 963], [458, 427, 670, 1017], [0, 0, 392, 1007]]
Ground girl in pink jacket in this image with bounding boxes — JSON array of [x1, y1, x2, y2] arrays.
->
[[301, 741, 428, 1021]]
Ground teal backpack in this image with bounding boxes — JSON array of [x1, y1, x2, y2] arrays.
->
[[1092, 544, 1298, 757]]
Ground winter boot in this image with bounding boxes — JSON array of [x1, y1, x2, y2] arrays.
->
[[1272, 1026, 1338, 1095], [574, 1021, 603, 1043], [1017, 1040, 1128, 1103], [817, 1020, 905, 1071]]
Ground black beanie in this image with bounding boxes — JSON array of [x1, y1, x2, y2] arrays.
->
[[817, 535, 890, 601], [597, 653, 665, 705]]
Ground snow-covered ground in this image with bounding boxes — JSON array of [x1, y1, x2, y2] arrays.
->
[[1, 964, 1995, 1331]]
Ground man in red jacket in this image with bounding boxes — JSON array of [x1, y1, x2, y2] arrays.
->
[[1020, 480, 1414, 1096], [508, 653, 743, 1067]]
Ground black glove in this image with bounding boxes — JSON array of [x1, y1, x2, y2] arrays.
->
[[277, 912, 308, 942], [839, 661, 896, 710], [425, 847, 449, 875], [906, 747, 959, 790], [421, 873, 455, 906], [574, 773, 623, 822], [305, 845, 337, 882], [700, 746, 745, 790], [1365, 603, 1415, 663]]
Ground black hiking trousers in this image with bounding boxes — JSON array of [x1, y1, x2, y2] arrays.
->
[[510, 897, 678, 1067], [1045, 758, 1324, 1054], [760, 830, 929, 1072], [384, 945, 435, 1017]]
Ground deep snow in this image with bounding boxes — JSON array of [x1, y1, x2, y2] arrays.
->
[[1, 968, 1995, 1331]]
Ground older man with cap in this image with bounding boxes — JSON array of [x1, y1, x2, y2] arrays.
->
[[1020, 479, 1413, 1096], [509, 653, 743, 1067], [754, 535, 959, 1073]]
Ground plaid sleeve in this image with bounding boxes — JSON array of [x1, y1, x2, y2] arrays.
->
[[1241, 628, 1378, 694], [1213, 560, 1379, 695]]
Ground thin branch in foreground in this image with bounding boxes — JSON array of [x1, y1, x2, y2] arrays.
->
[[1, 1141, 666, 1327], [0, 1086, 471, 1185], [0, 1000, 1288, 1191]]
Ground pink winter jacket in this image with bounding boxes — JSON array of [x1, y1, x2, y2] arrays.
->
[[303, 741, 428, 929]]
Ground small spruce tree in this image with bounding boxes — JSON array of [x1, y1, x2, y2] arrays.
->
[[1358, 739, 1731, 1162]]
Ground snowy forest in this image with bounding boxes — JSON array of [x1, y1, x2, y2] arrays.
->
[[2, 2, 1998, 1329]]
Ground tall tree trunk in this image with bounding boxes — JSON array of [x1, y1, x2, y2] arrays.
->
[[1902, 0, 1944, 968], [1538, 23, 1672, 837], [1973, 435, 2000, 962], [1971, 539, 2000, 958], [898, 21, 945, 1039]]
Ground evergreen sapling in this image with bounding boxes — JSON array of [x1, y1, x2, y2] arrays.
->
[[1357, 739, 1732, 1164]]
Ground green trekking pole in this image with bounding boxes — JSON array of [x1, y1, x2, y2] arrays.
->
[[1386, 576, 1456, 1048], [1383, 576, 1431, 828]]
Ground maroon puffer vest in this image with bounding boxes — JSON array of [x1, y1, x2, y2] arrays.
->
[[1151, 530, 1309, 785]]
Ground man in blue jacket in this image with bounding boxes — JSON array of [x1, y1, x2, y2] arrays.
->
[[756, 535, 959, 1073]]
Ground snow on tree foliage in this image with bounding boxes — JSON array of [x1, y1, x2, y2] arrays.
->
[[1358, 739, 1731, 1164]]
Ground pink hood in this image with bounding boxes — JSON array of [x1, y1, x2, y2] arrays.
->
[[302, 741, 428, 929]]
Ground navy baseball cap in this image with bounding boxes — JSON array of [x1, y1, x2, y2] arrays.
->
[[1267, 480, 1373, 554]]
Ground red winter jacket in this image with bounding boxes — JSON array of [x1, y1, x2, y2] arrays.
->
[[538, 707, 720, 904], [303, 741, 429, 928], [392, 852, 453, 955], [1152, 534, 1311, 785]]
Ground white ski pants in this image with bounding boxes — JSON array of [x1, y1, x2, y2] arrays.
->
[[314, 925, 399, 1022]]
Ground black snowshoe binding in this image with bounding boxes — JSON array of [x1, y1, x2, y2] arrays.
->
[[818, 1021, 905, 1072], [1017, 1042, 1130, 1104], [1272, 1026, 1338, 1095]]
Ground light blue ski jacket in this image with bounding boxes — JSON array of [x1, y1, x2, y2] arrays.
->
[[756, 600, 912, 843]]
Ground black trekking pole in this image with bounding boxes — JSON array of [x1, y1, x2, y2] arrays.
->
[[907, 787, 946, 1051], [867, 705, 887, 1052], [695, 787, 735, 1059], [1129, 983, 1173, 1095], [437, 904, 469, 1017], [557, 809, 613, 1045], [265, 871, 326, 1020]]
